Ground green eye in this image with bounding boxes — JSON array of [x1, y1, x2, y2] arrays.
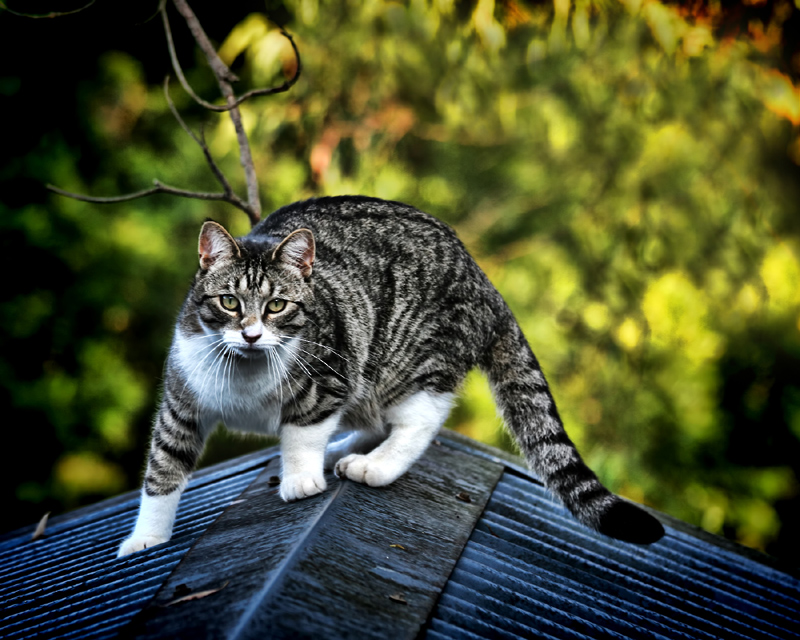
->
[[266, 298, 286, 314], [220, 295, 239, 311]]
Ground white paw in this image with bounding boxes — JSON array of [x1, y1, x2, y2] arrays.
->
[[279, 473, 327, 502], [117, 534, 168, 558], [334, 454, 397, 486]]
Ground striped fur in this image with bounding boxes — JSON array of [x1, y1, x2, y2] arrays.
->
[[119, 196, 662, 557]]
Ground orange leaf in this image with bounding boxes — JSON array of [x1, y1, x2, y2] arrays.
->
[[164, 581, 229, 607]]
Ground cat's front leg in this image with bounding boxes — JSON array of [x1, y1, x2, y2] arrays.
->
[[280, 412, 340, 501], [335, 391, 453, 486], [118, 488, 185, 557], [118, 393, 204, 557]]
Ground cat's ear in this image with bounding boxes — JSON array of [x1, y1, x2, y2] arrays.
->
[[198, 221, 241, 270], [272, 229, 315, 278]]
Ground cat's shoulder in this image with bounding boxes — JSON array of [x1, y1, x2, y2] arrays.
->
[[250, 196, 454, 238]]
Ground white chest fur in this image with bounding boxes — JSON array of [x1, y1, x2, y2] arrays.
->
[[172, 331, 294, 436]]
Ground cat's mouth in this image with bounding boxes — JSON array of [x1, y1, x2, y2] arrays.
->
[[229, 343, 265, 358]]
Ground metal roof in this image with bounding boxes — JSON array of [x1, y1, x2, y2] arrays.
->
[[0, 451, 268, 640], [1, 432, 798, 639], [427, 471, 800, 640]]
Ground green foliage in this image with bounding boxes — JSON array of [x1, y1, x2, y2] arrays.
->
[[2, 0, 799, 564]]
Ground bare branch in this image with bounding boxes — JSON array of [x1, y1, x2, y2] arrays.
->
[[133, 2, 163, 27], [47, 180, 254, 217], [163, 0, 263, 222], [46, 73, 259, 223], [47, 184, 164, 203], [160, 0, 232, 111], [161, 1, 302, 113], [170, 0, 237, 83], [0, 0, 96, 19], [47, 0, 300, 228], [162, 76, 238, 201]]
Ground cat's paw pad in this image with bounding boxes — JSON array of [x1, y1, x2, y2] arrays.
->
[[279, 473, 326, 502], [335, 454, 395, 486], [117, 534, 168, 558]]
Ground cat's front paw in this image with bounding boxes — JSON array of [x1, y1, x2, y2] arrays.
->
[[117, 534, 168, 558], [335, 454, 397, 487], [279, 473, 326, 502]]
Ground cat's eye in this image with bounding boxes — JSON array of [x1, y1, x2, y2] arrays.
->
[[266, 298, 286, 314], [220, 295, 239, 311]]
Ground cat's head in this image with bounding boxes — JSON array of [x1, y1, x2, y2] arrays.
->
[[181, 220, 315, 357]]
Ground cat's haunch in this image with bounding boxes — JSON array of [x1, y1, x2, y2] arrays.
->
[[118, 196, 664, 557]]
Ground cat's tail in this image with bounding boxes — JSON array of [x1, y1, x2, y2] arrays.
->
[[480, 308, 664, 544]]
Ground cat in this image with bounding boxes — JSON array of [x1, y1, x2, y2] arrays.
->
[[118, 195, 664, 557]]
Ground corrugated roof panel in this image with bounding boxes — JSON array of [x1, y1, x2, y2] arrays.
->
[[0, 452, 272, 640], [4, 434, 799, 640], [492, 476, 797, 634], [426, 471, 800, 640]]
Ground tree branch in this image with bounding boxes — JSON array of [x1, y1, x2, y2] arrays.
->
[[46, 74, 258, 221], [46, 0, 302, 228], [161, 1, 302, 114], [46, 180, 254, 214], [162, 76, 257, 223], [0, 0, 96, 19], [165, 0, 262, 221]]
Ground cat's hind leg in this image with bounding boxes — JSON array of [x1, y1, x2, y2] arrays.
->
[[335, 391, 453, 487]]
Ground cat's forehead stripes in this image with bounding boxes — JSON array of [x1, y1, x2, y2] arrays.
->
[[230, 273, 276, 300], [221, 260, 273, 297]]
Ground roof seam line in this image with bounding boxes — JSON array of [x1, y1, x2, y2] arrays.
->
[[227, 478, 349, 640]]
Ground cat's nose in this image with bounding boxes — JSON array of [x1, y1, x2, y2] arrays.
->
[[241, 328, 262, 344]]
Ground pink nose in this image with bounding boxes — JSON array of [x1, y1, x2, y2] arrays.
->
[[242, 330, 261, 344]]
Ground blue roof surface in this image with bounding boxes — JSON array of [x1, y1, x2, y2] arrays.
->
[[0, 452, 268, 640], [1, 432, 798, 639], [428, 471, 800, 640]]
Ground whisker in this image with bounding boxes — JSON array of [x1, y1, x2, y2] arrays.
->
[[264, 349, 280, 405], [287, 350, 316, 380], [293, 345, 348, 381], [178, 337, 227, 405], [273, 351, 303, 418], [275, 334, 350, 362], [221, 346, 236, 422], [181, 331, 226, 343], [223, 344, 235, 419], [204, 341, 231, 421], [268, 348, 285, 409]]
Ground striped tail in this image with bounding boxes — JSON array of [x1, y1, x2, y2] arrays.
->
[[481, 308, 664, 544]]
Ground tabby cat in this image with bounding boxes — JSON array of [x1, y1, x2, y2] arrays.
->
[[118, 196, 663, 557]]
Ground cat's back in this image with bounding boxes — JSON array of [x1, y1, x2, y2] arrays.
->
[[249, 196, 461, 257], [249, 195, 496, 329]]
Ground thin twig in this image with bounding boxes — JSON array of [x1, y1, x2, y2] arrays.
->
[[134, 2, 163, 26], [46, 0, 301, 227], [47, 78, 257, 218], [162, 76, 254, 219], [47, 180, 255, 216], [171, 0, 237, 83], [0, 0, 95, 18], [161, 2, 302, 113], [164, 0, 262, 223]]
